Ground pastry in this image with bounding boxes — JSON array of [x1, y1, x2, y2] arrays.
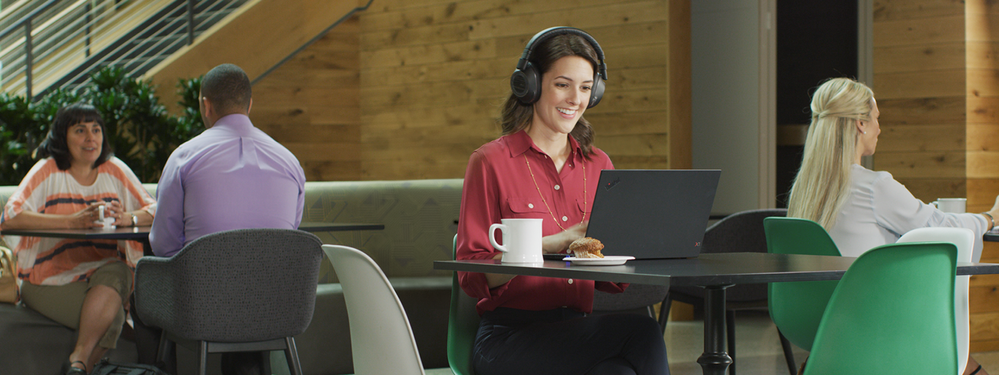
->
[[569, 237, 605, 258]]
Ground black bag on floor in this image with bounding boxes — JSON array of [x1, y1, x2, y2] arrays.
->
[[91, 359, 169, 375]]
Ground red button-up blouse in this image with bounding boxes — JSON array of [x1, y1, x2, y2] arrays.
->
[[457, 130, 627, 315]]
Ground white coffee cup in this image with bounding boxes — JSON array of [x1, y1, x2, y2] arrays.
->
[[95, 205, 116, 228], [489, 218, 543, 264], [932, 198, 967, 213]]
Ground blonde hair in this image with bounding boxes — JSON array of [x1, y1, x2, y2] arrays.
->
[[787, 78, 874, 229]]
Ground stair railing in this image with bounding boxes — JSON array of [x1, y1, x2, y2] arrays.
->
[[0, 0, 244, 101]]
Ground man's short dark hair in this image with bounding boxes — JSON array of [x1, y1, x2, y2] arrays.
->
[[201, 63, 251, 115]]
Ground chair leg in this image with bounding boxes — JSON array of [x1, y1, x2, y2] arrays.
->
[[727, 309, 736, 375], [199, 341, 208, 375], [285, 337, 304, 375], [777, 330, 797, 375], [155, 333, 177, 374], [261, 351, 273, 375], [658, 295, 673, 335]]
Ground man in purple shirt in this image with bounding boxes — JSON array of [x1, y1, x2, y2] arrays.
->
[[150, 63, 305, 257], [149, 63, 305, 374]]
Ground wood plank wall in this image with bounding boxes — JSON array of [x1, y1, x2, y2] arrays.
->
[[873, 0, 999, 352], [252, 17, 363, 181], [352, 0, 688, 180]]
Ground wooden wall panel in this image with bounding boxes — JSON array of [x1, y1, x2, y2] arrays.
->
[[358, 0, 686, 179], [146, 0, 368, 112], [252, 16, 363, 181]]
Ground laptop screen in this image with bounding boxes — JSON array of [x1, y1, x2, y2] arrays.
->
[[585, 169, 720, 259]]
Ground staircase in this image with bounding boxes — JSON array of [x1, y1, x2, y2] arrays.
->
[[0, 0, 248, 100]]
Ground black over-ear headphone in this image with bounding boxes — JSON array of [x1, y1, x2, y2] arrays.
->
[[510, 26, 608, 108]]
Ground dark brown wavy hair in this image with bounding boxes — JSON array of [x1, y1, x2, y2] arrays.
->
[[35, 103, 112, 170], [500, 33, 601, 157]]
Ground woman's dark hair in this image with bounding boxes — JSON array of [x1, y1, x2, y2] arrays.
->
[[500, 33, 601, 156], [35, 103, 112, 170]]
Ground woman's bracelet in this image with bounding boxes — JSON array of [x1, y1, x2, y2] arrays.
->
[[982, 212, 995, 232]]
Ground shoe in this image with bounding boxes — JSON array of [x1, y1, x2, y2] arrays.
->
[[65, 360, 87, 375]]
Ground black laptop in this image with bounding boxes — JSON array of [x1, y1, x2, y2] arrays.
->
[[584, 169, 720, 259]]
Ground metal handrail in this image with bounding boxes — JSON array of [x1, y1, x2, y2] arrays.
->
[[0, 0, 60, 41], [1, 0, 247, 100]]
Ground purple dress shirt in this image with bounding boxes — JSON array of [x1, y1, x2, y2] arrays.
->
[[150, 114, 306, 257]]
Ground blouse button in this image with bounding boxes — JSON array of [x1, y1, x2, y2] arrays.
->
[[562, 216, 568, 222], [554, 184, 561, 190], [567, 279, 574, 284], [528, 203, 534, 209]]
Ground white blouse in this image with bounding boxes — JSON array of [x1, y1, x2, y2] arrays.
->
[[827, 164, 989, 260]]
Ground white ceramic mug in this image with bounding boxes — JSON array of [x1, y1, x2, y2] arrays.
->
[[932, 198, 967, 213], [95, 204, 115, 228], [489, 218, 543, 264]]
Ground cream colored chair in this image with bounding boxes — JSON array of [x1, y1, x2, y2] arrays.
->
[[323, 244, 425, 375], [897, 227, 974, 375]]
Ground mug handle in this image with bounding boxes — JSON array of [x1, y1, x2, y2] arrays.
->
[[489, 223, 507, 253], [930, 201, 939, 209]]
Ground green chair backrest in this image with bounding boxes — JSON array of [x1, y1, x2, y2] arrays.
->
[[447, 234, 480, 375], [802, 242, 958, 375], [763, 217, 841, 352]]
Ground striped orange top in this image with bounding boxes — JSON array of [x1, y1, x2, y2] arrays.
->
[[1, 157, 157, 286]]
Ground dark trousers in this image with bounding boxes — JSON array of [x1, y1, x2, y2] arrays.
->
[[473, 308, 670, 375]]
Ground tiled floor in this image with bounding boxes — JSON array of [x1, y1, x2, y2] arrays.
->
[[426, 310, 999, 375]]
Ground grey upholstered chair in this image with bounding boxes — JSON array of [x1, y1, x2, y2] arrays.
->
[[661, 208, 794, 375], [134, 228, 324, 375]]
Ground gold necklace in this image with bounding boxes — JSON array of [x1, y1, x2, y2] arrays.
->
[[525, 153, 586, 231]]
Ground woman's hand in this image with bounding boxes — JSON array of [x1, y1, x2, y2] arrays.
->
[[987, 195, 999, 230], [542, 221, 588, 254], [69, 203, 107, 228]]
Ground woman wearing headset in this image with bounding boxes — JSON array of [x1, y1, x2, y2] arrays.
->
[[456, 27, 670, 375]]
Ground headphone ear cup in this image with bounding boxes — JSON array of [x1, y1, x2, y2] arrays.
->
[[588, 74, 605, 108], [511, 62, 541, 104]]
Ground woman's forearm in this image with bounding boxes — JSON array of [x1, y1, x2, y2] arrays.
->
[[1, 210, 72, 230]]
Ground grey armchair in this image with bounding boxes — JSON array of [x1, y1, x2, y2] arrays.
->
[[134, 228, 324, 375]]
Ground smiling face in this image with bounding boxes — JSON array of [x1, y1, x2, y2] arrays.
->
[[529, 55, 595, 137], [66, 121, 103, 167]]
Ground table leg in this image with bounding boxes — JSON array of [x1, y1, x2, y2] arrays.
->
[[697, 285, 733, 375]]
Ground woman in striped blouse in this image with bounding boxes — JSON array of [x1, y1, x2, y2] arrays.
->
[[1, 103, 156, 375]]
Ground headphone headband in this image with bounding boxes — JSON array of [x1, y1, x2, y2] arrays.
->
[[516, 27, 608, 81]]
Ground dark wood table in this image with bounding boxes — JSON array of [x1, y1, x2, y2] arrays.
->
[[1, 226, 153, 240], [2, 222, 384, 256], [1, 222, 384, 239], [435, 252, 999, 375]]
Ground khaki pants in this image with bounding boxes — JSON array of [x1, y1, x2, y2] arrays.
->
[[20, 261, 132, 349]]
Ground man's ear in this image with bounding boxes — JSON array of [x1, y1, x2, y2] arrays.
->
[[247, 98, 252, 115], [202, 97, 213, 116]]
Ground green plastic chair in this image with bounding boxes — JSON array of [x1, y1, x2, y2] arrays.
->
[[802, 242, 958, 375], [763, 217, 841, 352], [447, 234, 480, 375]]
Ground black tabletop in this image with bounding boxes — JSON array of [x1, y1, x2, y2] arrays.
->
[[1, 222, 384, 240], [297, 222, 385, 232], [434, 252, 999, 287], [0, 226, 151, 240]]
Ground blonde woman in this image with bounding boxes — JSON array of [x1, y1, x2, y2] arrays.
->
[[787, 77, 997, 375]]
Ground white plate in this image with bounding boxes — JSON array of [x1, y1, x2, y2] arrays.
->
[[563, 256, 635, 266]]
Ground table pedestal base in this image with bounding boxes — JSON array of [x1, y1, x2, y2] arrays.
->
[[697, 285, 733, 375]]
